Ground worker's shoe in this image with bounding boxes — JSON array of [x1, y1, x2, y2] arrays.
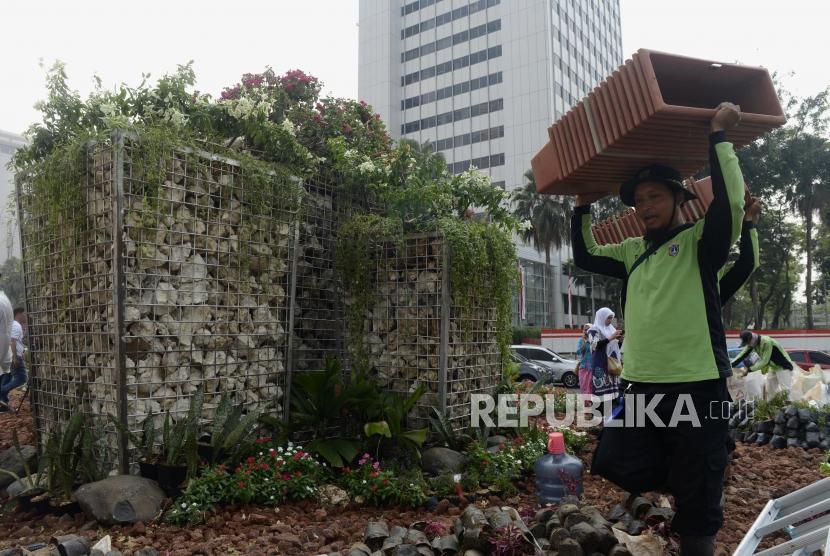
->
[[680, 535, 715, 556]]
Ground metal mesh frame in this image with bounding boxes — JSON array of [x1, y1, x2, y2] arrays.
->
[[358, 232, 501, 430], [18, 130, 298, 471]]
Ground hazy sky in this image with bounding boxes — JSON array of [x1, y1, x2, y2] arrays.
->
[[1, 1, 828, 135]]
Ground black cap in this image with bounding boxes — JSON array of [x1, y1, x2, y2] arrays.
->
[[619, 164, 699, 207], [740, 330, 754, 346]]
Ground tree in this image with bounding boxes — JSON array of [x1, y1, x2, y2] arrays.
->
[[737, 89, 830, 328], [0, 257, 24, 307], [512, 170, 573, 327]]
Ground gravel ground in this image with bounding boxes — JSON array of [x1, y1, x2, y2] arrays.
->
[[0, 391, 825, 555]]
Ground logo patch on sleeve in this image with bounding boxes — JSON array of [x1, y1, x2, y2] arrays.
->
[[668, 243, 680, 257]]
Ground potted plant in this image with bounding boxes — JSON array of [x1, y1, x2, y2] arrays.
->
[[155, 389, 204, 497], [197, 393, 272, 467], [35, 412, 104, 514], [109, 412, 159, 480]]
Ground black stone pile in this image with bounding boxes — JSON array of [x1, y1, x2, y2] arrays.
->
[[730, 403, 830, 451], [344, 498, 640, 555]]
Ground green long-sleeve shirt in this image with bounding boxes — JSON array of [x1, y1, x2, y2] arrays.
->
[[571, 131, 746, 383], [731, 335, 795, 374]]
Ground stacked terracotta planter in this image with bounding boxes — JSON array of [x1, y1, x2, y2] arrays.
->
[[532, 49, 786, 195], [591, 176, 726, 245]]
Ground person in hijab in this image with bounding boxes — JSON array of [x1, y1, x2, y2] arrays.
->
[[587, 307, 623, 415], [576, 323, 593, 403]]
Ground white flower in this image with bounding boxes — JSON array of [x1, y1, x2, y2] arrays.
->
[[281, 119, 296, 137], [181, 503, 187, 509], [288, 442, 294, 448], [277, 447, 283, 453], [518, 220, 532, 232], [259, 452, 263, 456], [362, 480, 367, 484], [344, 149, 358, 161], [265, 478, 269, 482], [358, 161, 376, 174], [191, 502, 198, 506], [269, 448, 275, 453]]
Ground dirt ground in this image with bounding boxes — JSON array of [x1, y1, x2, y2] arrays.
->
[[0, 390, 825, 555]]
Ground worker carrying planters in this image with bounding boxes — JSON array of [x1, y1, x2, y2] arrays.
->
[[571, 102, 745, 556], [731, 330, 795, 374]]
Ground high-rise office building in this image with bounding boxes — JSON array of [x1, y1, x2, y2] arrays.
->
[[0, 129, 26, 263], [358, 0, 623, 327]]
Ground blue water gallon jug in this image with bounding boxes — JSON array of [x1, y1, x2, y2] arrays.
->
[[534, 431, 584, 505]]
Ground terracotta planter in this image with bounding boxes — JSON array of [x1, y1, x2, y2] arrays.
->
[[589, 177, 750, 244], [532, 49, 786, 196]]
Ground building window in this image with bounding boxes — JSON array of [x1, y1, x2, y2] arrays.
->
[[433, 125, 504, 153], [401, 45, 502, 87], [401, 0, 501, 40]]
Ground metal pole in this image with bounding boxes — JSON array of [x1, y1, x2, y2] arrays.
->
[[590, 274, 595, 317], [111, 130, 129, 474], [439, 233, 450, 418], [14, 174, 40, 444], [283, 219, 301, 424]]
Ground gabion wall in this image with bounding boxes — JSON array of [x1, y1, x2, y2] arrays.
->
[[358, 233, 502, 429], [18, 131, 298, 470]]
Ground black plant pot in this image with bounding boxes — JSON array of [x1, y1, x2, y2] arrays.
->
[[139, 461, 159, 481], [156, 463, 188, 497], [16, 488, 46, 512], [196, 443, 228, 465]]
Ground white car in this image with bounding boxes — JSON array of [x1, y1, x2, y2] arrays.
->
[[510, 344, 580, 388]]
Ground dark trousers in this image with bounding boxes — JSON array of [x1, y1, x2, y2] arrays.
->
[[591, 378, 730, 537], [0, 363, 27, 404]]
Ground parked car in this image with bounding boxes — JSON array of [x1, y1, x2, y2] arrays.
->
[[727, 346, 759, 369], [787, 350, 830, 371], [510, 352, 551, 383], [510, 344, 579, 388]]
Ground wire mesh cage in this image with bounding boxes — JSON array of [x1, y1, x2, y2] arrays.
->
[[17, 130, 300, 471], [353, 232, 502, 430]]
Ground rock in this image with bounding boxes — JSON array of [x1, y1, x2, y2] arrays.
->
[[798, 409, 813, 423], [569, 522, 600, 552], [785, 406, 798, 418], [530, 522, 548, 539], [558, 538, 584, 556], [744, 432, 759, 444], [606, 503, 628, 523], [774, 410, 786, 424], [608, 546, 633, 556], [318, 485, 349, 506], [735, 431, 745, 443], [424, 497, 439, 511], [821, 440, 830, 451], [627, 520, 646, 535], [545, 516, 563, 536], [807, 421, 820, 431], [549, 527, 573, 548], [0, 445, 37, 488], [756, 433, 771, 446], [770, 435, 787, 450], [133, 549, 160, 556], [535, 508, 556, 523], [0, 549, 23, 556], [421, 448, 467, 475], [807, 432, 821, 448], [7, 473, 45, 498], [757, 420, 775, 434], [787, 416, 800, 430], [564, 512, 591, 530], [486, 435, 508, 448], [773, 424, 786, 436], [556, 503, 581, 523], [74, 475, 165, 525]]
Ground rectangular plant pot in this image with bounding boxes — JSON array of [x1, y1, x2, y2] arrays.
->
[[590, 177, 751, 244], [532, 49, 786, 196]]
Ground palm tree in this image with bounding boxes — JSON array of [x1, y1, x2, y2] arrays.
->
[[512, 170, 573, 327], [775, 91, 830, 329]]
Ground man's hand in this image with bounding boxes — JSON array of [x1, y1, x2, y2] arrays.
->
[[745, 197, 762, 222], [575, 191, 607, 207], [711, 102, 741, 132]]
